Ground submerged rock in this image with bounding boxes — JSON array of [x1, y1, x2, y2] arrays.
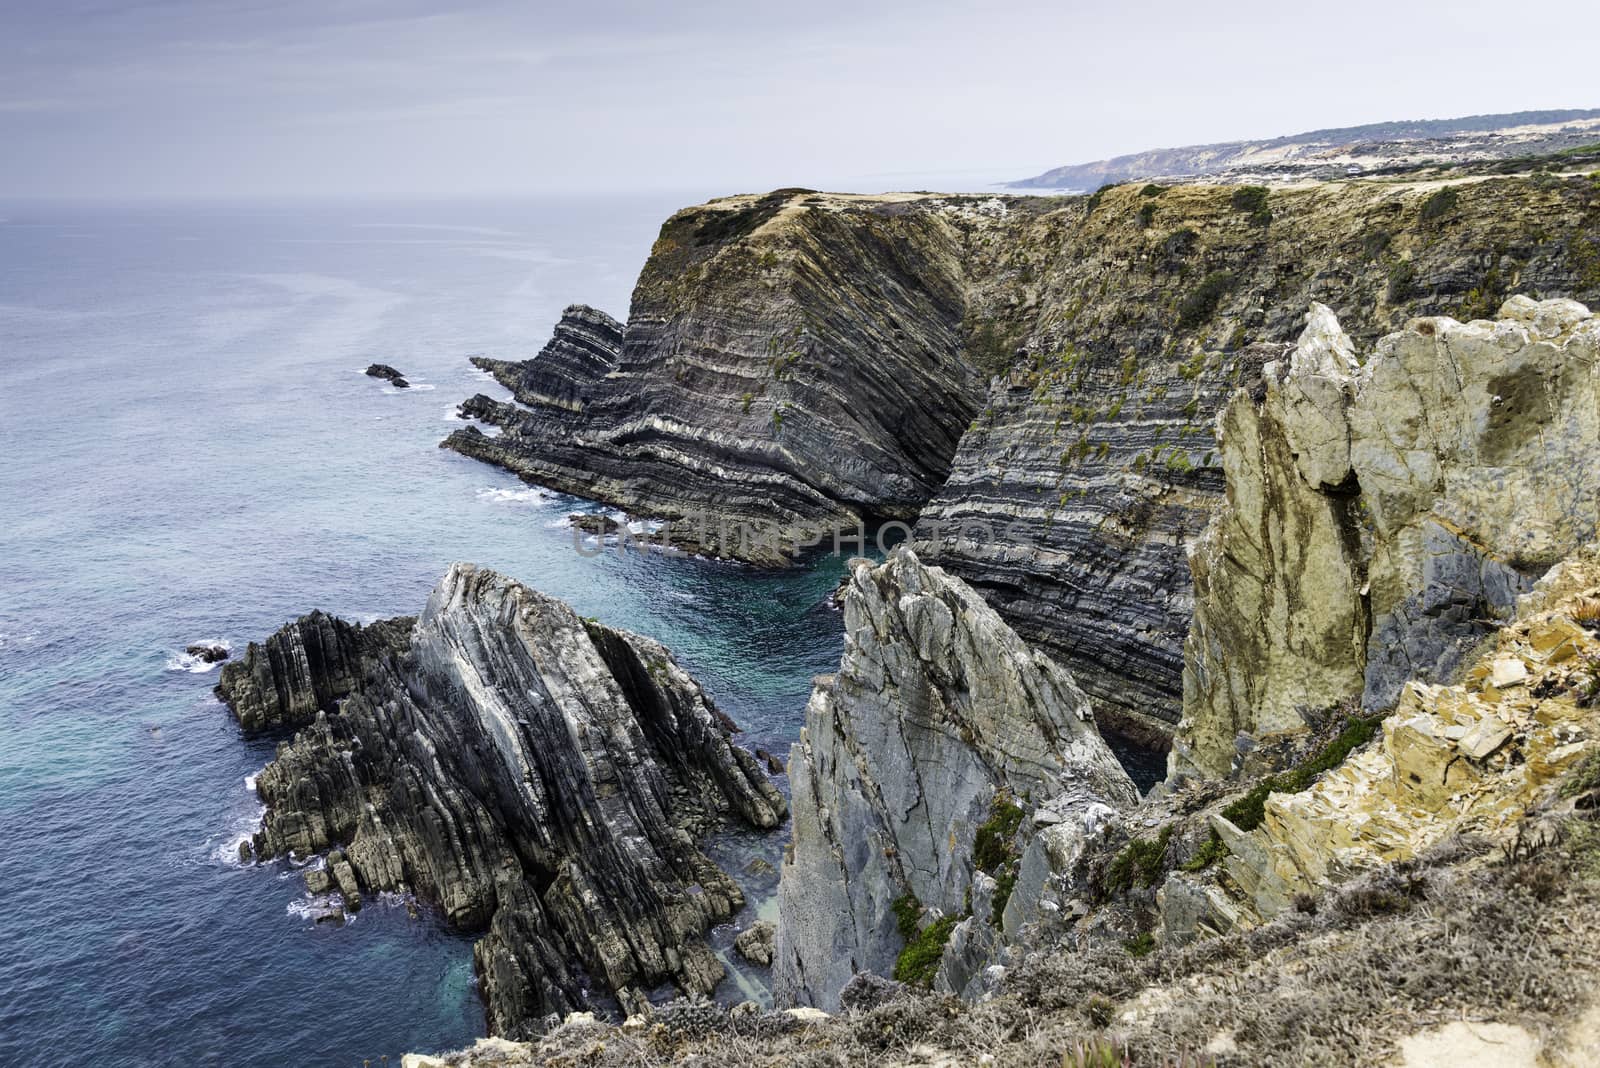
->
[[1177, 297, 1600, 778], [775, 548, 1137, 1010], [221, 563, 786, 1035]]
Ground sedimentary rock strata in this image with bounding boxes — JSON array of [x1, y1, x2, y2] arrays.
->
[[774, 548, 1137, 1010], [1178, 297, 1600, 777], [447, 177, 1600, 755], [445, 193, 995, 564], [222, 564, 786, 1035]]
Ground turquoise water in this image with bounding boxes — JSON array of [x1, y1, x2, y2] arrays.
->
[[0, 197, 852, 1066]]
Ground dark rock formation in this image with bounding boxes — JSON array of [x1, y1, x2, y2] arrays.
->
[[215, 611, 413, 732], [568, 512, 622, 536], [186, 642, 229, 663], [444, 193, 997, 565], [222, 564, 786, 1035], [366, 363, 408, 386], [775, 549, 1137, 1010]]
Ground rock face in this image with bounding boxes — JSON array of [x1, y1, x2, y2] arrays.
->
[[215, 611, 414, 732], [913, 177, 1600, 756], [446, 177, 1599, 754], [445, 193, 996, 565], [774, 549, 1137, 1011], [1176, 297, 1600, 778], [1180, 542, 1600, 928], [222, 564, 786, 1035]]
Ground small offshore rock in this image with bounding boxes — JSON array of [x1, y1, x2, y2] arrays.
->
[[734, 920, 776, 967], [186, 643, 230, 663], [754, 748, 785, 774], [742, 857, 777, 879], [365, 363, 406, 382], [569, 512, 621, 536]]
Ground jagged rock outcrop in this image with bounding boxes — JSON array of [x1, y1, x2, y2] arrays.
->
[[774, 548, 1138, 1010], [215, 611, 414, 732], [446, 192, 997, 564], [223, 564, 786, 1036], [1176, 296, 1600, 778]]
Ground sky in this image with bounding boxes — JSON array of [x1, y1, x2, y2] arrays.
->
[[2, 0, 1598, 199]]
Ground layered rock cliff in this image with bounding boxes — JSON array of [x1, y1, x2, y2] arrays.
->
[[774, 549, 1138, 1010], [447, 175, 1600, 758], [445, 191, 998, 564], [1177, 296, 1600, 778], [220, 564, 785, 1035]]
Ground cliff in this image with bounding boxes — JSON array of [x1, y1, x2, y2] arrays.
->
[[219, 564, 785, 1036], [1177, 297, 1600, 778], [445, 190, 998, 565], [446, 173, 1600, 758], [774, 549, 1137, 1011]]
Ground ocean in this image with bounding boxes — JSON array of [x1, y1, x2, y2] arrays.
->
[[0, 195, 854, 1067]]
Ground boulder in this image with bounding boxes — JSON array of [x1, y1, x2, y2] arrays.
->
[[733, 920, 776, 967]]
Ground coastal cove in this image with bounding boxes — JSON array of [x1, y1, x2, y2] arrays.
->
[[0, 196, 851, 1067]]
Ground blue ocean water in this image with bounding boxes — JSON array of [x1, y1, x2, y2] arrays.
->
[[0, 196, 853, 1067]]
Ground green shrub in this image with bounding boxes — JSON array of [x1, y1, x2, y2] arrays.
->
[[1163, 227, 1199, 258], [1102, 825, 1173, 897], [1137, 202, 1157, 228], [974, 793, 1026, 924], [1229, 185, 1272, 224], [1178, 271, 1236, 327], [1230, 185, 1269, 213], [1221, 714, 1384, 832], [1139, 183, 1168, 197], [1181, 831, 1230, 872], [1124, 931, 1156, 957], [973, 794, 1025, 873], [1085, 183, 1118, 215], [893, 913, 959, 986]]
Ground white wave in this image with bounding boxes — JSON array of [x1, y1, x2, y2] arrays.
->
[[442, 404, 466, 422], [478, 486, 548, 505], [287, 892, 351, 925], [166, 639, 232, 673], [243, 773, 258, 792]]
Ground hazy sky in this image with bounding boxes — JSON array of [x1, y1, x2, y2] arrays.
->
[[2, 0, 1598, 198]]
